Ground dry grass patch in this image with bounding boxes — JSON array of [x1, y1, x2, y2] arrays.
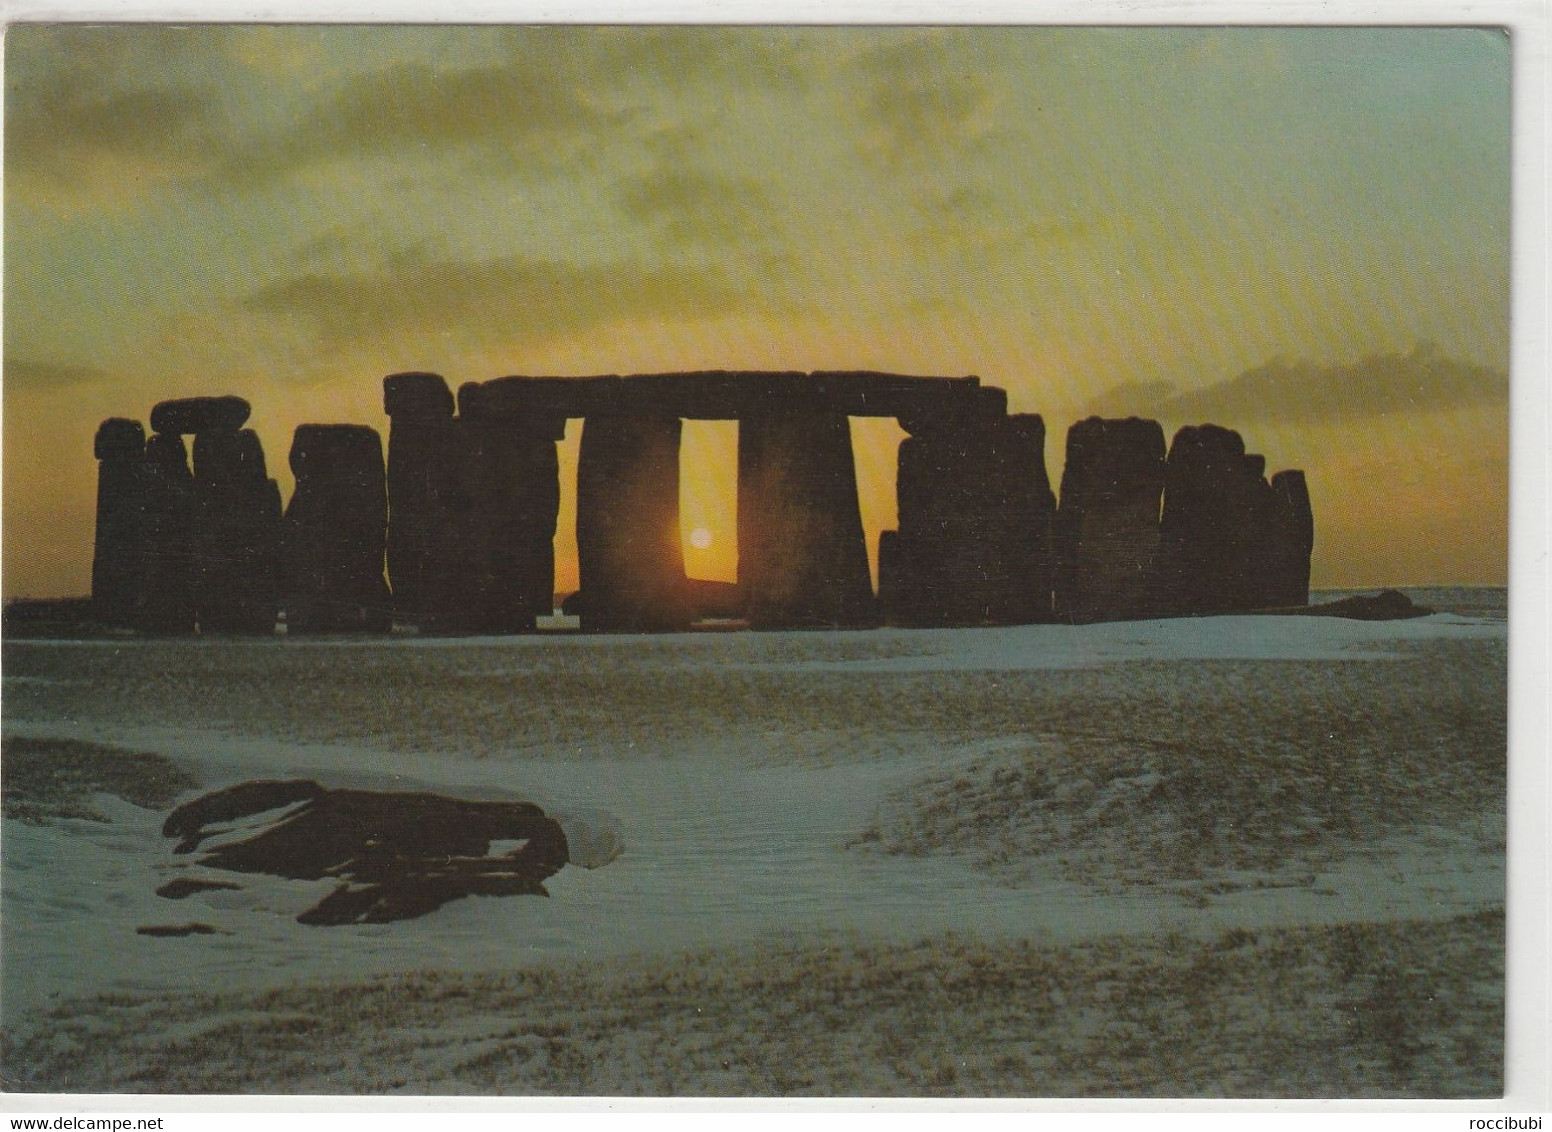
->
[[1, 735, 200, 824], [852, 639, 1506, 891], [2, 910, 1501, 1097]]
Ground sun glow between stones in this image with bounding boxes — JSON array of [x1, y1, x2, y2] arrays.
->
[[690, 527, 713, 550]]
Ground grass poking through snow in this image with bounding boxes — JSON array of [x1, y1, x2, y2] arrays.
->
[[1, 910, 1502, 1097], [1, 736, 200, 825]]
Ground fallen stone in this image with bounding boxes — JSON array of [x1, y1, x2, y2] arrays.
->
[[161, 780, 570, 926], [1289, 590, 1432, 620], [155, 877, 242, 900], [135, 922, 224, 937]]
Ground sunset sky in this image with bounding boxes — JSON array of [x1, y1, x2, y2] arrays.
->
[[2, 24, 1510, 597]]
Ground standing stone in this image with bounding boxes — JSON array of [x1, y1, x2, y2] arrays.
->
[[738, 410, 875, 628], [282, 425, 392, 633], [1266, 470, 1314, 607], [455, 382, 565, 634], [91, 418, 149, 628], [575, 414, 691, 632], [876, 529, 910, 624], [885, 413, 1055, 627], [473, 419, 563, 632], [996, 414, 1059, 623], [1053, 417, 1167, 622], [416, 418, 487, 635], [415, 410, 563, 635], [1156, 424, 1269, 615], [383, 373, 456, 627], [192, 429, 281, 633], [138, 432, 196, 633]]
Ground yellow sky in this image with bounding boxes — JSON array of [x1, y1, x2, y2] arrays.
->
[[2, 26, 1510, 597]]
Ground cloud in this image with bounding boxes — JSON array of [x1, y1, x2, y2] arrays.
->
[[852, 34, 999, 168], [210, 29, 813, 191], [615, 168, 775, 248], [213, 58, 632, 189], [239, 250, 782, 351], [901, 184, 1101, 263], [4, 27, 227, 210], [1082, 342, 1508, 425], [2, 359, 111, 391], [583, 27, 813, 94]]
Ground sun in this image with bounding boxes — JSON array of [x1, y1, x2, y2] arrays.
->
[[689, 527, 713, 550]]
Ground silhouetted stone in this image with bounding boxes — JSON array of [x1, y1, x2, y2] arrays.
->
[[383, 372, 456, 626], [1053, 417, 1166, 622], [455, 385, 564, 633], [876, 530, 908, 618], [94, 417, 146, 461], [149, 396, 250, 436], [684, 578, 745, 621], [96, 371, 1319, 637], [0, 598, 98, 638], [575, 415, 691, 632], [91, 418, 148, 628], [415, 415, 561, 635], [1156, 424, 1271, 615], [1267, 470, 1314, 607], [137, 433, 197, 633], [161, 780, 569, 926], [482, 428, 562, 631], [383, 371, 456, 420], [414, 419, 485, 634], [472, 369, 999, 423], [738, 410, 876, 628], [885, 413, 1055, 626], [191, 429, 281, 633], [282, 425, 392, 633]]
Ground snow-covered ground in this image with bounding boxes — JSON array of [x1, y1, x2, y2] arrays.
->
[[0, 589, 1510, 1095]]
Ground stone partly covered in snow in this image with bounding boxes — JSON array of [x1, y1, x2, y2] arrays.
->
[[159, 780, 570, 926]]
